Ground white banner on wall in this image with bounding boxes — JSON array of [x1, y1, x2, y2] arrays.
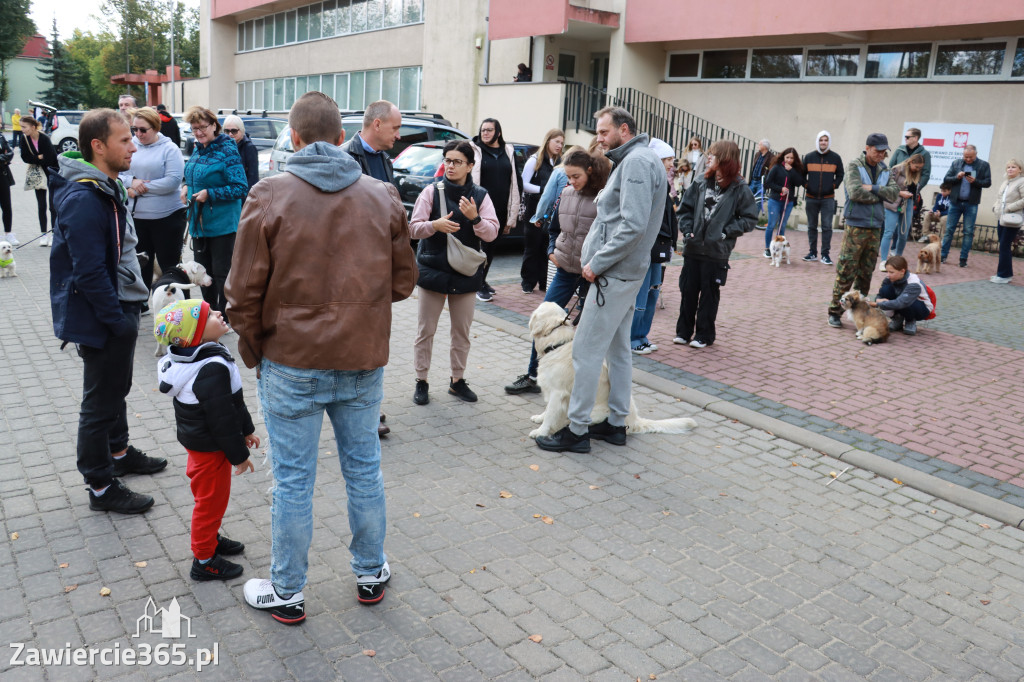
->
[[904, 122, 995, 187]]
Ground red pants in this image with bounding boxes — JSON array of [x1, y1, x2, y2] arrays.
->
[[186, 449, 232, 560]]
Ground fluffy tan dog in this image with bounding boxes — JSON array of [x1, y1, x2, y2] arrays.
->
[[916, 234, 941, 274], [526, 301, 698, 438], [839, 289, 889, 345]]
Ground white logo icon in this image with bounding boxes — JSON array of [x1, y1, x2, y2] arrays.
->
[[133, 597, 196, 639]]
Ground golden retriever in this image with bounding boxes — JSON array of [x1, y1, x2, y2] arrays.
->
[[526, 301, 698, 439]]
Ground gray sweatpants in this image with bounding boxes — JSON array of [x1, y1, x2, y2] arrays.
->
[[568, 276, 644, 435]]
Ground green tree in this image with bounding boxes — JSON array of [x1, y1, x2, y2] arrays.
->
[[37, 20, 86, 109], [65, 29, 118, 109], [0, 0, 36, 113]]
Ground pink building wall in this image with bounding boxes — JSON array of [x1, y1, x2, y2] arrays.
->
[[212, 0, 280, 19], [625, 0, 1024, 43], [488, 0, 567, 40]]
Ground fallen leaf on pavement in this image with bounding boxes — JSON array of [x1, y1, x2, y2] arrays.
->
[[59, 563, 68, 568], [499, 491, 512, 499], [134, 413, 141, 418], [893, 478, 903, 485], [929, 510, 937, 514], [719, 493, 728, 497], [64, 585, 77, 593], [528, 634, 543, 643], [533, 514, 541, 518], [650, 676, 658, 680], [541, 516, 554, 525], [791, 462, 799, 466], [634, 474, 641, 479], [979, 523, 990, 529], [662, 511, 671, 516], [362, 649, 376, 657], [830, 471, 838, 478], [980, 599, 990, 605], [470, 569, 475, 574], [475, 503, 485, 508], [589, 485, 599, 490], [413, 512, 420, 518], [529, 464, 540, 471], [134, 561, 147, 568], [100, 587, 111, 597], [10, 532, 18, 540]]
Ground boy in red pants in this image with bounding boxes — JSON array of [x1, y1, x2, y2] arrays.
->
[[154, 299, 258, 581]]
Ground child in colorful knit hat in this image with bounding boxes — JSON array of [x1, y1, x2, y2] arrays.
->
[[154, 299, 258, 582]]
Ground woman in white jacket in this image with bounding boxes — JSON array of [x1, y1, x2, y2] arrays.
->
[[991, 158, 1024, 284], [122, 107, 187, 296]]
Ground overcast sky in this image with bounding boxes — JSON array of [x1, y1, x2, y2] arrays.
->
[[32, 1, 199, 41]]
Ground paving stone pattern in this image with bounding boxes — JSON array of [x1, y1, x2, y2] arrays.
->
[[492, 230, 1024, 494], [3, 169, 1024, 679]]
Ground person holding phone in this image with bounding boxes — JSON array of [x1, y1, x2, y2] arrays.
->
[[940, 145, 991, 268]]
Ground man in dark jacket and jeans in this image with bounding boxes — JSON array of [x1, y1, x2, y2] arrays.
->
[[827, 133, 900, 328], [50, 109, 167, 514], [802, 130, 844, 264], [940, 144, 991, 268]]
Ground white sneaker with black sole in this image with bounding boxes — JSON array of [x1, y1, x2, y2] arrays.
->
[[356, 561, 391, 605], [243, 578, 305, 624]]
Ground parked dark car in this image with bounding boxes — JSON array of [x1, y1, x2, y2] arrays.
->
[[184, 113, 288, 156], [392, 140, 538, 241]]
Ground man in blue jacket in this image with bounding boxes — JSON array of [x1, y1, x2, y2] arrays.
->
[[50, 109, 167, 514], [941, 145, 991, 268]]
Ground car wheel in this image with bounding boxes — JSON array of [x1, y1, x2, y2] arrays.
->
[[59, 138, 79, 152]]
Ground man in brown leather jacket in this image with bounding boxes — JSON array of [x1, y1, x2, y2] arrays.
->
[[225, 91, 416, 624]]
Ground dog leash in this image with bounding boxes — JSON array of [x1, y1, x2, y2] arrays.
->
[[14, 229, 51, 249]]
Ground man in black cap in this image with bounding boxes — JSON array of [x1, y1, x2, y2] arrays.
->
[[156, 104, 182, 148], [827, 133, 900, 328]]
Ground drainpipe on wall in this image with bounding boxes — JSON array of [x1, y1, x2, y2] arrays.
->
[[483, 15, 491, 84]]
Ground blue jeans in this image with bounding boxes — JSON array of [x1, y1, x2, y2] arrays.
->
[[941, 201, 979, 262], [259, 360, 386, 594], [765, 197, 794, 247], [749, 180, 764, 208], [630, 261, 663, 347], [880, 207, 912, 260], [526, 266, 583, 377]]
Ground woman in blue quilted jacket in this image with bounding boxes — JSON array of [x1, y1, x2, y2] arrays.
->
[[181, 106, 248, 323]]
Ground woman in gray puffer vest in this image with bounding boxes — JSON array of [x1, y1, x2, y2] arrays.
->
[[504, 149, 612, 395], [674, 140, 758, 348]]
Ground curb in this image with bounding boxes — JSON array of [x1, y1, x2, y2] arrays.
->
[[473, 308, 1024, 530]]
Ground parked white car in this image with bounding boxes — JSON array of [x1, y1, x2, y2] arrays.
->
[[27, 101, 84, 153]]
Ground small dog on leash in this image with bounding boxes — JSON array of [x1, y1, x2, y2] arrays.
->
[[916, 234, 941, 274], [0, 241, 16, 278], [150, 262, 213, 355], [769, 235, 791, 267], [839, 289, 889, 345]]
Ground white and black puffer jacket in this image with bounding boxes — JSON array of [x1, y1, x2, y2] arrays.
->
[[157, 342, 254, 465]]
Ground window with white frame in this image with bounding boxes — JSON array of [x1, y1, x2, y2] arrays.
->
[[934, 42, 1006, 76], [237, 0, 424, 53], [805, 47, 859, 77], [237, 66, 422, 112]]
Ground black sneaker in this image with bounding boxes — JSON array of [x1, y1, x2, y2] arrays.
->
[[485, 284, 496, 295], [190, 554, 243, 581], [959, 259, 967, 268], [111, 445, 168, 477], [243, 578, 306, 624], [356, 561, 391, 605], [377, 422, 391, 438], [536, 426, 591, 453], [88, 479, 154, 514], [216, 534, 245, 556], [763, 249, 771, 258], [476, 288, 493, 302], [820, 255, 833, 265], [413, 380, 429, 405], [802, 253, 818, 262], [505, 374, 541, 395], [449, 379, 478, 402], [588, 419, 627, 446], [827, 314, 842, 328]]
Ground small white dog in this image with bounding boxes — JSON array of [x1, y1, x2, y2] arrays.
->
[[150, 261, 213, 355], [527, 301, 698, 439], [769, 234, 790, 267], [0, 241, 16, 278]]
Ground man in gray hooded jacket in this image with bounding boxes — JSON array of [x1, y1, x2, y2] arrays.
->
[[50, 109, 166, 515], [536, 106, 666, 453]]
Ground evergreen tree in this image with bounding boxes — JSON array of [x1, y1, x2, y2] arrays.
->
[[37, 20, 86, 109]]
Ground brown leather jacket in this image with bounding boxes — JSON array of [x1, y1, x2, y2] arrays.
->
[[225, 172, 417, 370]]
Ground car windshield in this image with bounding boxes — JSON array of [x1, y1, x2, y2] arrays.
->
[[394, 146, 443, 176]]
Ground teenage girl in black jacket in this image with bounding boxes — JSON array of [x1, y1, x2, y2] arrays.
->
[[19, 116, 59, 244]]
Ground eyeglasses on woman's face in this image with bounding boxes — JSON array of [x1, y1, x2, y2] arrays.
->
[[130, 126, 151, 135], [443, 158, 467, 167], [223, 128, 240, 134], [191, 123, 214, 133]]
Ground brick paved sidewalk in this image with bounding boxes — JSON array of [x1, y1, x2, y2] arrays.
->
[[3, 230, 1024, 679], [490, 230, 1024, 505]]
